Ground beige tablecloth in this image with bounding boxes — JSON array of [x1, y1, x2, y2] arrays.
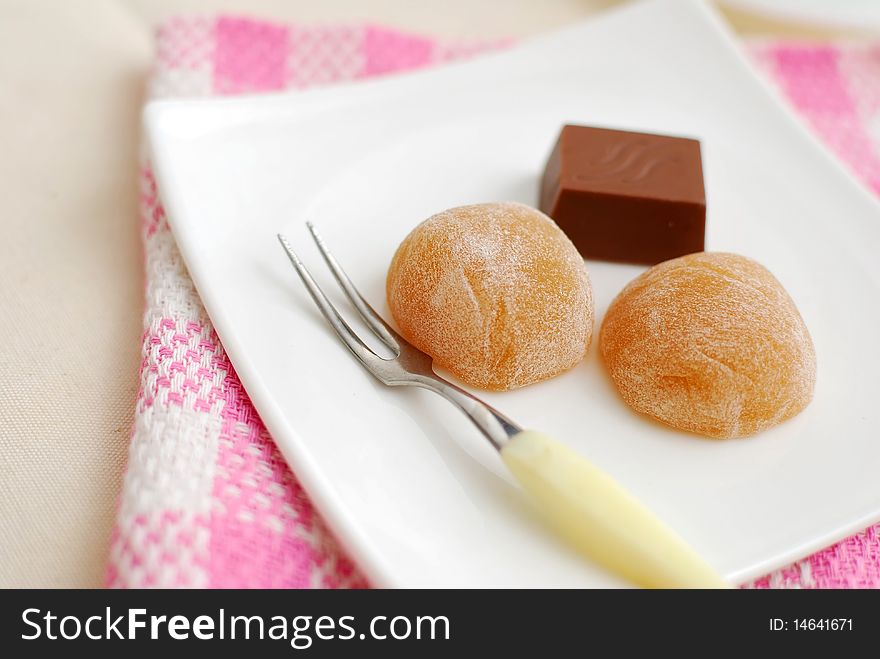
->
[[0, 0, 857, 587]]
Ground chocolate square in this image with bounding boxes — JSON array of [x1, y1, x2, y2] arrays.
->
[[540, 125, 706, 265]]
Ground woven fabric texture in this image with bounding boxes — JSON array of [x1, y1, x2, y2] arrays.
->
[[107, 16, 880, 588]]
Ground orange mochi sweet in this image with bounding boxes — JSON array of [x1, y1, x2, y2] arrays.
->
[[600, 252, 816, 439], [387, 202, 593, 391]]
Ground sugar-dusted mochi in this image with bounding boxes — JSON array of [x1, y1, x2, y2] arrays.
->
[[387, 202, 593, 391], [600, 252, 816, 438]]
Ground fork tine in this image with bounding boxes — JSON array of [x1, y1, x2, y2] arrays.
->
[[306, 221, 400, 353], [277, 233, 382, 370]]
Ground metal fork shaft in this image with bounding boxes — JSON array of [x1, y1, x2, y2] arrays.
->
[[405, 374, 523, 450], [278, 230, 521, 451]]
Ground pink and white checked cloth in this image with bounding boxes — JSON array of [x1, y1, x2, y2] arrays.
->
[[107, 16, 880, 589]]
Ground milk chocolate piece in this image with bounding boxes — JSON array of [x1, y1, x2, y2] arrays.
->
[[540, 125, 706, 265]]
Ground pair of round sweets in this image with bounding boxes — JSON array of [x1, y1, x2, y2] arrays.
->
[[386, 202, 816, 439]]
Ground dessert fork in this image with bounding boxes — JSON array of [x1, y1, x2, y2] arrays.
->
[[277, 224, 728, 589]]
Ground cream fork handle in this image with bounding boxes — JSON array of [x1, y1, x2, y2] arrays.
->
[[501, 430, 730, 589]]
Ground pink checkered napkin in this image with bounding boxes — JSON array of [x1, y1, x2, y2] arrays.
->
[[107, 17, 880, 588]]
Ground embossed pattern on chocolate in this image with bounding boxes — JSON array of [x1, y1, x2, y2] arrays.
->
[[540, 125, 706, 265], [570, 139, 691, 186]]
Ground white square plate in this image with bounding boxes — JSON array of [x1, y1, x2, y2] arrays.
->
[[145, 0, 880, 587]]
